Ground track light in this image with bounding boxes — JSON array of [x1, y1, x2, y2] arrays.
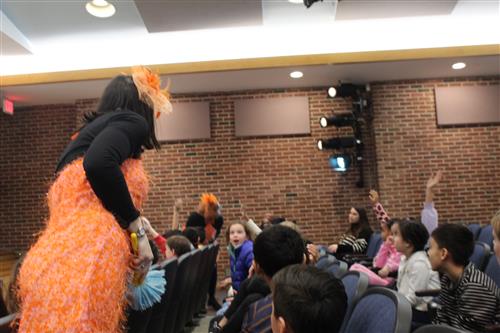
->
[[320, 112, 355, 128], [329, 154, 351, 172], [317, 137, 361, 151], [327, 83, 359, 99], [304, 0, 323, 8]]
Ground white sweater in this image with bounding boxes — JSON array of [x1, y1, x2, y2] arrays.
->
[[397, 250, 440, 311]]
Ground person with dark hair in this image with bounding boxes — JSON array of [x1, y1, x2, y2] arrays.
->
[[186, 193, 224, 309], [241, 225, 305, 333], [214, 225, 305, 333], [271, 265, 347, 333], [183, 227, 200, 249], [164, 229, 183, 239], [428, 223, 500, 332], [17, 67, 172, 332], [328, 207, 373, 258], [492, 210, 500, 263], [350, 190, 401, 286], [393, 219, 439, 324], [165, 235, 192, 259]]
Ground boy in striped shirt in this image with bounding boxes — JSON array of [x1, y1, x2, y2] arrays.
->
[[428, 223, 500, 333]]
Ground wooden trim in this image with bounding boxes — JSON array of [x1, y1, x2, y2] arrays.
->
[[1, 44, 499, 86]]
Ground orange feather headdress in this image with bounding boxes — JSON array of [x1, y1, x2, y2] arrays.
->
[[200, 193, 219, 207], [131, 66, 172, 119]]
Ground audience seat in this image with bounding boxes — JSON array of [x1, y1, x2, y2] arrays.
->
[[341, 287, 412, 333], [469, 242, 491, 271], [145, 258, 178, 333], [467, 224, 481, 240], [413, 324, 470, 333], [316, 254, 337, 270], [477, 225, 494, 249], [339, 271, 369, 332], [366, 232, 384, 258], [163, 252, 192, 333], [176, 249, 202, 332], [326, 260, 348, 278], [484, 255, 500, 288]]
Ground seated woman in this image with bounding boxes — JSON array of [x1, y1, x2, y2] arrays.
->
[[328, 207, 373, 260]]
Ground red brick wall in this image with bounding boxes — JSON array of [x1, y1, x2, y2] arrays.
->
[[1, 77, 498, 276], [0, 104, 77, 250], [372, 77, 500, 224]]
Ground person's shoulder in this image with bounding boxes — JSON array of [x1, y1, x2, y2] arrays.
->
[[186, 212, 204, 227]]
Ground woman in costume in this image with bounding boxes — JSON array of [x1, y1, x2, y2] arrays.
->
[[16, 67, 172, 332]]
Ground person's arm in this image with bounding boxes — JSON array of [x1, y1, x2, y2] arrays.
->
[[425, 171, 442, 204], [142, 217, 166, 255], [369, 190, 390, 224], [338, 228, 372, 254], [83, 113, 148, 229], [171, 198, 183, 230], [422, 171, 442, 234], [402, 260, 436, 307]]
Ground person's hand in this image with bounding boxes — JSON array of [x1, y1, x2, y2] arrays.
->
[[426, 171, 443, 190], [307, 243, 319, 264], [129, 235, 153, 283], [217, 277, 232, 290], [369, 190, 380, 205], [174, 198, 183, 212], [328, 244, 338, 253], [378, 266, 390, 278], [141, 217, 158, 239]]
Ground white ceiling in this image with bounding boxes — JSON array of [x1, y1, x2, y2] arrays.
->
[[0, 0, 498, 76], [2, 55, 498, 106]]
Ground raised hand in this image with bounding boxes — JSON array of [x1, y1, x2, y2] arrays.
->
[[174, 198, 183, 211], [369, 190, 380, 205], [426, 171, 443, 190]]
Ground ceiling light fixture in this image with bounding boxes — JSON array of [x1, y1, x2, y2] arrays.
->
[[452, 62, 466, 70], [290, 71, 303, 79], [86, 0, 116, 18], [288, 0, 303, 3]]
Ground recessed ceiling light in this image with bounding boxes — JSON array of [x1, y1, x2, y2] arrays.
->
[[86, 0, 116, 18], [452, 62, 466, 70], [290, 71, 303, 79], [288, 0, 303, 3]]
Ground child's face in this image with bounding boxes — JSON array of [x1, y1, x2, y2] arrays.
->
[[165, 245, 175, 260], [493, 229, 500, 264], [392, 223, 407, 254], [427, 237, 445, 271], [348, 208, 360, 224], [229, 224, 247, 247]]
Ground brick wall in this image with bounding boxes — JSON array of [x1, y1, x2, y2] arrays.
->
[[0, 77, 498, 277], [372, 77, 500, 224]]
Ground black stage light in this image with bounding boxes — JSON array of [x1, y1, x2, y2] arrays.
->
[[329, 154, 351, 172], [319, 112, 355, 128], [327, 83, 359, 98], [317, 137, 361, 151]]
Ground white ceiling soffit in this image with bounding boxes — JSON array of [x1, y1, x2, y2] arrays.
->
[[134, 0, 263, 33], [335, 0, 458, 20], [0, 10, 32, 55], [2, 55, 498, 107]]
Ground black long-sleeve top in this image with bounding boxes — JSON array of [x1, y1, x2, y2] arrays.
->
[[55, 109, 149, 229]]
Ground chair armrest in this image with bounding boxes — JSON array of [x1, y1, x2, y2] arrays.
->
[[415, 289, 440, 297]]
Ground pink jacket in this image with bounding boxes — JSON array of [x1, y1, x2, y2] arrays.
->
[[373, 240, 401, 272], [372, 202, 400, 272]]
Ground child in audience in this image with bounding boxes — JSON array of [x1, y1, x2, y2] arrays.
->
[[492, 210, 500, 263], [214, 225, 305, 333], [350, 219, 400, 286], [428, 223, 500, 333], [328, 207, 373, 258], [165, 235, 192, 259], [350, 190, 401, 285], [393, 219, 440, 323], [271, 264, 347, 333], [225, 221, 254, 292]]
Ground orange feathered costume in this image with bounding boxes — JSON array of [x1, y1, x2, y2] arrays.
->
[[17, 158, 148, 333]]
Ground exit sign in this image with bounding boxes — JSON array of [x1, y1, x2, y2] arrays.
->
[[3, 98, 14, 115]]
